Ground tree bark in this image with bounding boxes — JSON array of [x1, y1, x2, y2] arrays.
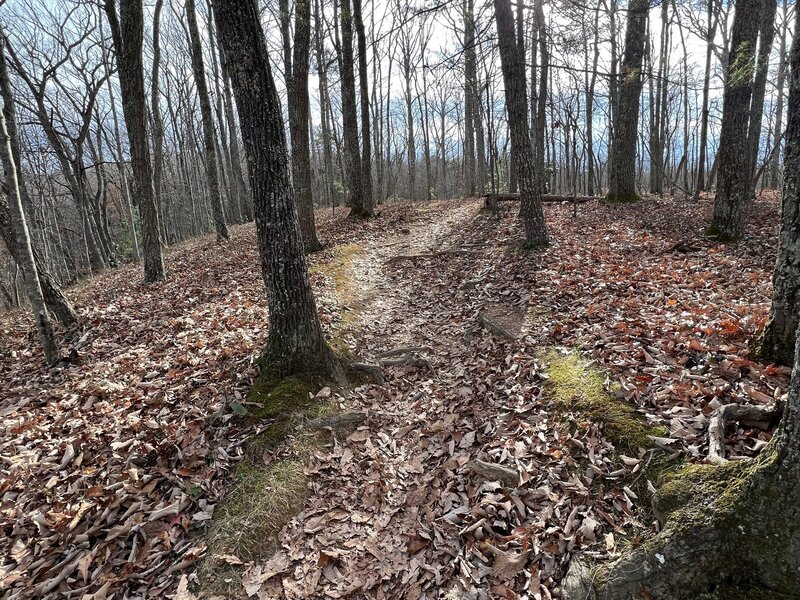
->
[[339, 0, 365, 216], [463, 0, 477, 198], [212, 0, 343, 381], [290, 0, 325, 248], [708, 0, 762, 241], [606, 0, 648, 203], [756, 11, 800, 365], [0, 33, 58, 365], [694, 0, 718, 199], [746, 0, 778, 195], [151, 0, 167, 243], [768, 0, 789, 190], [351, 0, 375, 217], [186, 0, 229, 242], [0, 34, 77, 326], [104, 0, 165, 283], [494, 0, 548, 247]]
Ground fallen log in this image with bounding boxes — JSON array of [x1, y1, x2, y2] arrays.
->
[[482, 192, 597, 206]]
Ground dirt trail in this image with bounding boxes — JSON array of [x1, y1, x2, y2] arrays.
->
[[349, 202, 482, 355], [249, 202, 568, 599]]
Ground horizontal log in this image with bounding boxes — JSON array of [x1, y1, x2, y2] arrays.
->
[[482, 192, 597, 205]]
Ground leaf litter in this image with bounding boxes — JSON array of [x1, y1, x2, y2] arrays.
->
[[0, 194, 786, 598]]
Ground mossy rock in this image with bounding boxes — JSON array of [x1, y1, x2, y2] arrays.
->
[[544, 350, 666, 452]]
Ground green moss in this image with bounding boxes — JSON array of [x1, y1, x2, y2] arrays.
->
[[545, 351, 665, 452], [248, 374, 315, 420], [197, 459, 309, 597], [603, 193, 642, 204], [653, 461, 745, 523], [310, 243, 364, 352]]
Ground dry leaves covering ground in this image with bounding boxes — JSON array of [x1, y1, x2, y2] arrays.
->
[[0, 195, 787, 599]]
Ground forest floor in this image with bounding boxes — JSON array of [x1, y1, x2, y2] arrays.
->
[[0, 194, 790, 599]]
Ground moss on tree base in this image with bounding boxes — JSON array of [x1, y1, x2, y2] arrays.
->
[[703, 224, 740, 243], [564, 446, 800, 599], [603, 193, 642, 204]]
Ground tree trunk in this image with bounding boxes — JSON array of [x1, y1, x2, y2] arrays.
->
[[0, 37, 77, 326], [494, 0, 548, 247], [212, 0, 343, 381], [463, 0, 477, 197], [104, 0, 165, 283], [352, 0, 375, 217], [768, 0, 789, 190], [0, 33, 58, 364], [606, 0, 648, 203], [756, 11, 800, 364], [746, 0, 778, 195], [151, 0, 167, 243], [314, 0, 336, 211], [290, 0, 325, 248], [695, 0, 718, 199], [708, 0, 762, 241], [186, 0, 229, 242], [339, 0, 365, 216]]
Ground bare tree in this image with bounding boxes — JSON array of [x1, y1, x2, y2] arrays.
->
[[606, 0, 648, 203], [211, 0, 344, 381], [493, 0, 548, 247], [103, 0, 165, 282], [186, 0, 229, 242]]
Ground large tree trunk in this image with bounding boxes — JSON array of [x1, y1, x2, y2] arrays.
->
[[494, 0, 548, 247], [290, 0, 325, 248], [212, 0, 343, 381], [351, 0, 375, 217], [565, 15, 800, 597], [756, 11, 800, 365], [338, 0, 365, 217], [0, 33, 58, 365], [708, 0, 763, 241], [104, 0, 165, 283], [186, 0, 229, 243], [606, 0, 648, 203]]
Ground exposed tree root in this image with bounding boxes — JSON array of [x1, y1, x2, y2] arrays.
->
[[479, 310, 520, 341], [563, 448, 800, 599], [374, 346, 431, 359], [706, 401, 783, 464]]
